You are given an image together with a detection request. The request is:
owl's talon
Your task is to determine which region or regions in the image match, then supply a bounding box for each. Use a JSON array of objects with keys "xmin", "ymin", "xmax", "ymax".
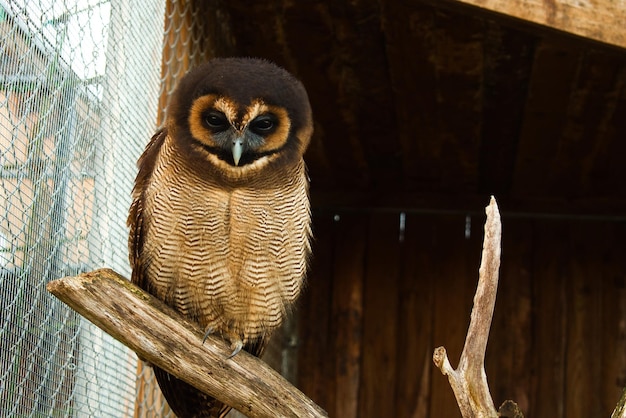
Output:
[
  {"xmin": 202, "ymin": 327, "xmax": 214, "ymax": 344},
  {"xmin": 228, "ymin": 340, "xmax": 243, "ymax": 359}
]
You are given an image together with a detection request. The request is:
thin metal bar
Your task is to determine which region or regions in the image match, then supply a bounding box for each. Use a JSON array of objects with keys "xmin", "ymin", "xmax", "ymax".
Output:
[{"xmin": 312, "ymin": 205, "xmax": 626, "ymax": 222}]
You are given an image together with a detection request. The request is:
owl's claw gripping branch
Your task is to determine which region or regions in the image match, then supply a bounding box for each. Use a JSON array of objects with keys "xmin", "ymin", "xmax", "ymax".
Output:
[
  {"xmin": 202, "ymin": 328, "xmax": 243, "ymax": 359},
  {"xmin": 228, "ymin": 340, "xmax": 244, "ymax": 359},
  {"xmin": 202, "ymin": 327, "xmax": 214, "ymax": 344}
]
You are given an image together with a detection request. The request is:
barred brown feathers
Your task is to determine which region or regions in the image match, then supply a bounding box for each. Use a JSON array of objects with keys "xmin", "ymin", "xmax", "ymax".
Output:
[{"xmin": 128, "ymin": 58, "xmax": 313, "ymax": 418}]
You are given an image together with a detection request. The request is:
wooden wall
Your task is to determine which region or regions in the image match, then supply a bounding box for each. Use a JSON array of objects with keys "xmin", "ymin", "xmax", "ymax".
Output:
[{"xmin": 297, "ymin": 210, "xmax": 626, "ymax": 417}]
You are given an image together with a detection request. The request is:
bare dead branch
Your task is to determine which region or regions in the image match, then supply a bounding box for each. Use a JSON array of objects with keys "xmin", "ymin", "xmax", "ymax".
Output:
[
  {"xmin": 432, "ymin": 196, "xmax": 502, "ymax": 418},
  {"xmin": 46, "ymin": 269, "xmax": 327, "ymax": 418}
]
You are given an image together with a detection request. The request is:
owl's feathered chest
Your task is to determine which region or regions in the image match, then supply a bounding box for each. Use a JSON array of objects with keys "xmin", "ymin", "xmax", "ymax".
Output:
[{"xmin": 139, "ymin": 137, "xmax": 311, "ymax": 340}]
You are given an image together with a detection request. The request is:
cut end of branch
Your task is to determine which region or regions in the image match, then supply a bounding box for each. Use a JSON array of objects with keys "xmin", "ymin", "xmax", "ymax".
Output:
[{"xmin": 433, "ymin": 346, "xmax": 454, "ymax": 376}]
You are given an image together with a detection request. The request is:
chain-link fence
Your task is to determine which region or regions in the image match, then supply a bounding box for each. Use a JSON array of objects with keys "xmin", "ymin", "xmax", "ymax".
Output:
[{"xmin": 0, "ymin": 0, "xmax": 166, "ymax": 416}]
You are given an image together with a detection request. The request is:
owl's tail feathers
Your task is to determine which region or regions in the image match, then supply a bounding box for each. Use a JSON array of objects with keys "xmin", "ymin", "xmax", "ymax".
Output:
[{"xmin": 153, "ymin": 366, "xmax": 231, "ymax": 418}]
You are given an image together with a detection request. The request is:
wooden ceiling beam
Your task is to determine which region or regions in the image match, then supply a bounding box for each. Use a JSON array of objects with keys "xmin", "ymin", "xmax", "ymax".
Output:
[{"xmin": 436, "ymin": 0, "xmax": 626, "ymax": 50}]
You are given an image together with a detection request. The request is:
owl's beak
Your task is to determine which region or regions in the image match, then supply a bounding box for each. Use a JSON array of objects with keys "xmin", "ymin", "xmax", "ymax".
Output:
[{"xmin": 232, "ymin": 137, "xmax": 244, "ymax": 166}]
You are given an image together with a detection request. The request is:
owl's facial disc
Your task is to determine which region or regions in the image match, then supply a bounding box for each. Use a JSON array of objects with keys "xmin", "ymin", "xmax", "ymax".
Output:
[{"xmin": 187, "ymin": 95, "xmax": 292, "ymax": 170}]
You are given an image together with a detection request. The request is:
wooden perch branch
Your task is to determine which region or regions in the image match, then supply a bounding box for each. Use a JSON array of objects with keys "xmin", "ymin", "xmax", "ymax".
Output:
[
  {"xmin": 433, "ymin": 196, "xmax": 509, "ymax": 418},
  {"xmin": 46, "ymin": 269, "xmax": 327, "ymax": 418}
]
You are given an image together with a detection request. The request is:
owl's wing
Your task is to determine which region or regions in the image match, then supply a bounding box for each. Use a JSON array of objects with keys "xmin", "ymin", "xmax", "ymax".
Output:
[{"xmin": 127, "ymin": 128, "xmax": 167, "ymax": 291}]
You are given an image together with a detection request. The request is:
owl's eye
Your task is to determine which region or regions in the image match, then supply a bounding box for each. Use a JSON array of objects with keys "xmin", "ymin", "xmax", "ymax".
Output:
[
  {"xmin": 204, "ymin": 111, "xmax": 229, "ymax": 132},
  {"xmin": 249, "ymin": 115, "xmax": 277, "ymax": 135}
]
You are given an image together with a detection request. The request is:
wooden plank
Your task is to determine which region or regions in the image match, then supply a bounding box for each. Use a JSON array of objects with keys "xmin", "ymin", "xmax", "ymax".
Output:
[
  {"xmin": 358, "ymin": 213, "xmax": 401, "ymax": 417},
  {"xmin": 443, "ymin": 0, "xmax": 626, "ymax": 50},
  {"xmin": 601, "ymin": 222, "xmax": 626, "ymax": 414},
  {"xmin": 394, "ymin": 214, "xmax": 436, "ymax": 418},
  {"xmin": 528, "ymin": 221, "xmax": 568, "ymax": 417},
  {"xmin": 564, "ymin": 222, "xmax": 603, "ymax": 417},
  {"xmin": 567, "ymin": 221, "xmax": 626, "ymax": 416},
  {"xmin": 429, "ymin": 215, "xmax": 481, "ymax": 418},
  {"xmin": 330, "ymin": 213, "xmax": 367, "ymax": 418},
  {"xmin": 485, "ymin": 219, "xmax": 533, "ymax": 415},
  {"xmin": 297, "ymin": 213, "xmax": 336, "ymax": 412}
]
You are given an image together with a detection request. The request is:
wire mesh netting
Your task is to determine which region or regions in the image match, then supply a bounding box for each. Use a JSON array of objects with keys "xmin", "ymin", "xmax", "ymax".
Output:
[
  {"xmin": 0, "ymin": 0, "xmax": 166, "ymax": 415},
  {"xmin": 1, "ymin": 1, "xmax": 297, "ymax": 416}
]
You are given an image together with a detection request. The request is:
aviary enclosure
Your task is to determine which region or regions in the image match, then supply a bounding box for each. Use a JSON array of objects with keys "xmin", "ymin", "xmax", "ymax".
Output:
[{"xmin": 2, "ymin": 0, "xmax": 626, "ymax": 417}]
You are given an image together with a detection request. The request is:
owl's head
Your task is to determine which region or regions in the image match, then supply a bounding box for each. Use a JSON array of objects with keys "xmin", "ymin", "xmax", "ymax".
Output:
[{"xmin": 168, "ymin": 58, "xmax": 312, "ymax": 178}]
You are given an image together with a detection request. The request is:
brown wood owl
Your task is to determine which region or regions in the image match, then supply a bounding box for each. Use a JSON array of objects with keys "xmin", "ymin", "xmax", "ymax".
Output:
[{"xmin": 127, "ymin": 58, "xmax": 313, "ymax": 418}]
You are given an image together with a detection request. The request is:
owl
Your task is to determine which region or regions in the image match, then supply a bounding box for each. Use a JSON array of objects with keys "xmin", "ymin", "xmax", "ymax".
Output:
[{"xmin": 127, "ymin": 58, "xmax": 313, "ymax": 418}]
